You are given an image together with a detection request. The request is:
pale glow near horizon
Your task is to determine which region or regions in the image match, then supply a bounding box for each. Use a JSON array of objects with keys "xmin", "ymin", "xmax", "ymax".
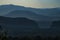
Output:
[{"xmin": 0, "ymin": 0, "xmax": 60, "ymax": 8}]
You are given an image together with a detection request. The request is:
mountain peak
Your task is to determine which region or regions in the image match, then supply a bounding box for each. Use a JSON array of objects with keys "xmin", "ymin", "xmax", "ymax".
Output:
[{"xmin": 0, "ymin": 4, "xmax": 25, "ymax": 8}]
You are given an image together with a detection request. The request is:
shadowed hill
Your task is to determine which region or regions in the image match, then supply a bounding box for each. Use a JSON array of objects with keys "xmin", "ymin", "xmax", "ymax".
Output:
[{"xmin": 0, "ymin": 16, "xmax": 40, "ymax": 36}]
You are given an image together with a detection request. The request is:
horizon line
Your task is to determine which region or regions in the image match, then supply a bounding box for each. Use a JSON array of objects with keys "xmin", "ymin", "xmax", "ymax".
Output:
[{"xmin": 0, "ymin": 4, "xmax": 60, "ymax": 9}]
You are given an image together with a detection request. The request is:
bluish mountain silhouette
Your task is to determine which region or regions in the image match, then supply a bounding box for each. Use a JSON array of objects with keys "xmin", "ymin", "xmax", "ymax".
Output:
[
  {"xmin": 0, "ymin": 4, "xmax": 60, "ymax": 36},
  {"xmin": 37, "ymin": 8, "xmax": 60, "ymax": 18},
  {"xmin": 0, "ymin": 4, "xmax": 60, "ymax": 29},
  {"xmin": 5, "ymin": 10, "xmax": 52, "ymax": 21},
  {"xmin": 0, "ymin": 4, "xmax": 60, "ymax": 21}
]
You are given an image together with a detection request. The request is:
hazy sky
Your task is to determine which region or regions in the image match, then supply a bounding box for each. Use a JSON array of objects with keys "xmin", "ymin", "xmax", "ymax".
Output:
[{"xmin": 0, "ymin": 0, "xmax": 60, "ymax": 8}]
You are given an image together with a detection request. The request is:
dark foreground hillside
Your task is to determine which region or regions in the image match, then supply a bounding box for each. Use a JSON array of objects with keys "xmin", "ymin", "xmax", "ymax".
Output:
[
  {"xmin": 0, "ymin": 30, "xmax": 60, "ymax": 40},
  {"xmin": 0, "ymin": 19, "xmax": 60, "ymax": 40},
  {"xmin": 0, "ymin": 26, "xmax": 60, "ymax": 40}
]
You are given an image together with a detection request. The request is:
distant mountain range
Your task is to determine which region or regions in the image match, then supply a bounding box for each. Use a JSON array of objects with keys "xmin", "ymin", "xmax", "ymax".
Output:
[
  {"xmin": 0, "ymin": 4, "xmax": 60, "ymax": 21},
  {"xmin": 0, "ymin": 4, "xmax": 60, "ymax": 28},
  {"xmin": 0, "ymin": 4, "xmax": 60, "ymax": 36}
]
